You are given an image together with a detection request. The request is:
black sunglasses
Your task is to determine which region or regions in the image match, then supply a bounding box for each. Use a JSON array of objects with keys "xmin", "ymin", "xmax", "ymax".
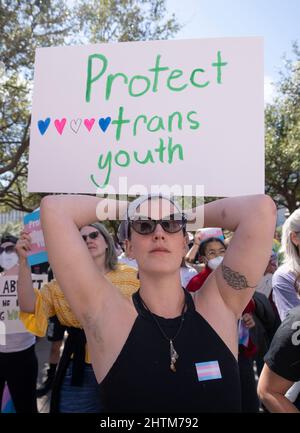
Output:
[
  {"xmin": 81, "ymin": 231, "xmax": 100, "ymax": 242},
  {"xmin": 129, "ymin": 215, "xmax": 186, "ymax": 235},
  {"xmin": 0, "ymin": 245, "xmax": 15, "ymax": 254}
]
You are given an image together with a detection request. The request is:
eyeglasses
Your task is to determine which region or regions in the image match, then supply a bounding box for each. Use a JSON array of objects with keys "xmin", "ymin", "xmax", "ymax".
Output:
[
  {"xmin": 81, "ymin": 231, "xmax": 100, "ymax": 242},
  {"xmin": 206, "ymin": 249, "xmax": 226, "ymax": 259},
  {"xmin": 0, "ymin": 245, "xmax": 15, "ymax": 254},
  {"xmin": 129, "ymin": 215, "xmax": 186, "ymax": 235}
]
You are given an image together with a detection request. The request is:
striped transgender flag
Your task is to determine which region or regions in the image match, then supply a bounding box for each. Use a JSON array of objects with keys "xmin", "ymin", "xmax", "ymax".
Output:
[{"xmin": 195, "ymin": 361, "xmax": 222, "ymax": 382}]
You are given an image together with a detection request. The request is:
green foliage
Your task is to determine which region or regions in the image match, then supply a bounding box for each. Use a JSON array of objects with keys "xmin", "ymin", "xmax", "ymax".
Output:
[
  {"xmin": 265, "ymin": 42, "xmax": 300, "ymax": 212},
  {"xmin": 0, "ymin": 0, "xmax": 75, "ymax": 211},
  {"xmin": 0, "ymin": 0, "xmax": 180, "ymax": 212}
]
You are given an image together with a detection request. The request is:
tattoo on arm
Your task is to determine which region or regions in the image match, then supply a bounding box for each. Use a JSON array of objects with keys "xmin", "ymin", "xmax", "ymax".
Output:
[{"xmin": 221, "ymin": 263, "xmax": 257, "ymax": 290}]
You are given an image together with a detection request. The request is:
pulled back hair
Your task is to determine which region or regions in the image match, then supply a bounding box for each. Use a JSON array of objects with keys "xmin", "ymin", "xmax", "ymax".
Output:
[
  {"xmin": 199, "ymin": 237, "xmax": 226, "ymax": 257},
  {"xmin": 89, "ymin": 222, "xmax": 118, "ymax": 271},
  {"xmin": 281, "ymin": 209, "xmax": 300, "ymax": 293}
]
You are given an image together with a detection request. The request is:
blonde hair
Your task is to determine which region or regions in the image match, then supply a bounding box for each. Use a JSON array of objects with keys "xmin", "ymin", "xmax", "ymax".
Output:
[{"xmin": 281, "ymin": 209, "xmax": 300, "ymax": 277}]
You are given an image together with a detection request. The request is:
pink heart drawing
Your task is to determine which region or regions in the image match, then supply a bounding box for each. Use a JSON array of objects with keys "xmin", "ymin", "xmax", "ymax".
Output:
[
  {"xmin": 84, "ymin": 118, "xmax": 95, "ymax": 132},
  {"xmin": 54, "ymin": 118, "xmax": 67, "ymax": 135},
  {"xmin": 70, "ymin": 118, "xmax": 82, "ymax": 133}
]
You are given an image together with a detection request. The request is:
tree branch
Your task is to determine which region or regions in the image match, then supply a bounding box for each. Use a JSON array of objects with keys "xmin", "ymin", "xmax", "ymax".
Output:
[{"xmin": 0, "ymin": 116, "xmax": 31, "ymax": 175}]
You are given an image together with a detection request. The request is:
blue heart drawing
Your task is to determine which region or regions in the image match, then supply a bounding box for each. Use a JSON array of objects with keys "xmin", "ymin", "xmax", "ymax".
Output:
[
  {"xmin": 38, "ymin": 118, "xmax": 51, "ymax": 135},
  {"xmin": 98, "ymin": 117, "xmax": 111, "ymax": 132}
]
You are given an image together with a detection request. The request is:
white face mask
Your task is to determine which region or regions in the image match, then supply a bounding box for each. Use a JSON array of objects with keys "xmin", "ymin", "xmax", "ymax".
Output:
[
  {"xmin": 0, "ymin": 252, "xmax": 19, "ymax": 270},
  {"xmin": 207, "ymin": 255, "xmax": 223, "ymax": 270}
]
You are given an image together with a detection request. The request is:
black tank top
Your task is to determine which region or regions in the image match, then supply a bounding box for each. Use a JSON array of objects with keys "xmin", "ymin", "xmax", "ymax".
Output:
[{"xmin": 100, "ymin": 289, "xmax": 241, "ymax": 412}]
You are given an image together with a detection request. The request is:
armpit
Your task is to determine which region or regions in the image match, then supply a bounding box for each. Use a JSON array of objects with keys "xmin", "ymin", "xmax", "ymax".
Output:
[{"xmin": 222, "ymin": 263, "xmax": 257, "ymax": 290}]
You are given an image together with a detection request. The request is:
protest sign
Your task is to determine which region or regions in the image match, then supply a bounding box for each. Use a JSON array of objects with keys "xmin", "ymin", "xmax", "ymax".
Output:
[
  {"xmin": 198, "ymin": 227, "xmax": 224, "ymax": 242},
  {"xmin": 28, "ymin": 37, "xmax": 264, "ymax": 198},
  {"xmin": 23, "ymin": 209, "xmax": 48, "ymax": 266},
  {"xmin": 0, "ymin": 274, "xmax": 47, "ymax": 335}
]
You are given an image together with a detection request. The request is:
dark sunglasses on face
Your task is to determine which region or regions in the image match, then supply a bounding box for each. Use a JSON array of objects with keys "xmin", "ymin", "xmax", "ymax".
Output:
[
  {"xmin": 0, "ymin": 245, "xmax": 15, "ymax": 254},
  {"xmin": 81, "ymin": 231, "xmax": 100, "ymax": 242},
  {"xmin": 129, "ymin": 215, "xmax": 187, "ymax": 235}
]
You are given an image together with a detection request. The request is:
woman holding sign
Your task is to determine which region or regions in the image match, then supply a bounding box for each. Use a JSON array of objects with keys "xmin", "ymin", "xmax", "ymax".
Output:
[
  {"xmin": 0, "ymin": 234, "xmax": 38, "ymax": 413},
  {"xmin": 16, "ymin": 224, "xmax": 139, "ymax": 413},
  {"xmin": 40, "ymin": 193, "xmax": 276, "ymax": 412}
]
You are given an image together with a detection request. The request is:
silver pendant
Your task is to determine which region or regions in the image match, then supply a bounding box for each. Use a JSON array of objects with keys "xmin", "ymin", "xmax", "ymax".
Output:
[{"xmin": 170, "ymin": 340, "xmax": 179, "ymax": 372}]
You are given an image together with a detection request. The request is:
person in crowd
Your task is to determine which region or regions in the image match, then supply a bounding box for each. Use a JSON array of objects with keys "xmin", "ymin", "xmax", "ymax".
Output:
[
  {"xmin": 0, "ymin": 234, "xmax": 38, "ymax": 413},
  {"xmin": 253, "ymin": 251, "xmax": 281, "ymax": 377},
  {"xmin": 256, "ymin": 251, "xmax": 278, "ymax": 299},
  {"xmin": 258, "ymin": 305, "xmax": 300, "ymax": 412},
  {"xmin": 30, "ymin": 261, "xmax": 66, "ymax": 399},
  {"xmin": 39, "ymin": 192, "xmax": 275, "ymax": 412},
  {"xmin": 16, "ymin": 223, "xmax": 139, "ymax": 413},
  {"xmin": 272, "ymin": 209, "xmax": 300, "ymax": 321},
  {"xmin": 186, "ymin": 236, "xmax": 226, "ymax": 292},
  {"xmin": 268, "ymin": 208, "xmax": 300, "ymax": 407},
  {"xmin": 36, "ymin": 315, "xmax": 65, "ymax": 398}
]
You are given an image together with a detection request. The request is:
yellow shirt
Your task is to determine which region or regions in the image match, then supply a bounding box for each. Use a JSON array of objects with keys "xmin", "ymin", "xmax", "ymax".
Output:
[{"xmin": 20, "ymin": 264, "xmax": 139, "ymax": 362}]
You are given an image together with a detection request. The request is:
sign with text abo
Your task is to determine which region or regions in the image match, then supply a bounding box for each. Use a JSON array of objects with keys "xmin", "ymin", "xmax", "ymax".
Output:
[
  {"xmin": 0, "ymin": 275, "xmax": 47, "ymax": 334},
  {"xmin": 28, "ymin": 37, "xmax": 264, "ymax": 197}
]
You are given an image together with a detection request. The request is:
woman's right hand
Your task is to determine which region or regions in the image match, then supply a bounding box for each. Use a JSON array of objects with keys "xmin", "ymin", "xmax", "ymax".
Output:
[{"xmin": 15, "ymin": 230, "xmax": 32, "ymax": 262}]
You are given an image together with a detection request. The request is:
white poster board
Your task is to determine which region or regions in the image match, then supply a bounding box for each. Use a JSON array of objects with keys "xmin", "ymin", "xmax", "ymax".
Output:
[
  {"xmin": 28, "ymin": 37, "xmax": 264, "ymax": 197},
  {"xmin": 0, "ymin": 274, "xmax": 48, "ymax": 335}
]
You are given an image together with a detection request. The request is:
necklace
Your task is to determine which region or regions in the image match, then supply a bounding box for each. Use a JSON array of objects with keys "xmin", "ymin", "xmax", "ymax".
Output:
[{"xmin": 139, "ymin": 291, "xmax": 186, "ymax": 373}]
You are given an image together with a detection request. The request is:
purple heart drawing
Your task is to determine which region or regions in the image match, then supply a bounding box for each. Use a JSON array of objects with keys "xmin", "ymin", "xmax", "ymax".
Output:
[
  {"xmin": 98, "ymin": 117, "xmax": 111, "ymax": 132},
  {"xmin": 38, "ymin": 118, "xmax": 51, "ymax": 135}
]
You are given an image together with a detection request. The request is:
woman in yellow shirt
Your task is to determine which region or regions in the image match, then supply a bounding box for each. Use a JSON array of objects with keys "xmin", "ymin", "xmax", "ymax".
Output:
[{"xmin": 16, "ymin": 223, "xmax": 139, "ymax": 413}]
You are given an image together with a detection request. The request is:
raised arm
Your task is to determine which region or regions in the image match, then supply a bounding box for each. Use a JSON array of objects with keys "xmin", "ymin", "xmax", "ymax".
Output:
[
  {"xmin": 16, "ymin": 231, "xmax": 36, "ymax": 313},
  {"xmin": 40, "ymin": 195, "xmax": 128, "ymax": 326},
  {"xmin": 188, "ymin": 195, "xmax": 276, "ymax": 317},
  {"xmin": 185, "ymin": 230, "xmax": 202, "ymax": 263}
]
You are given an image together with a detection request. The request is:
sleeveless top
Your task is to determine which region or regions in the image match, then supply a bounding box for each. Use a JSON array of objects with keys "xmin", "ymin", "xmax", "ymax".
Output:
[{"xmin": 100, "ymin": 289, "xmax": 241, "ymax": 413}]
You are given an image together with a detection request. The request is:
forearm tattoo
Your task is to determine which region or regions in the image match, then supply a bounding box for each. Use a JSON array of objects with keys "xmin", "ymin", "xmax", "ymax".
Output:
[{"xmin": 221, "ymin": 263, "xmax": 257, "ymax": 290}]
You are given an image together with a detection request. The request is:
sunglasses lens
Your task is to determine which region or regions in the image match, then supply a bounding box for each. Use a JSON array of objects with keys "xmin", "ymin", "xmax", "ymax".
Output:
[
  {"xmin": 82, "ymin": 231, "xmax": 99, "ymax": 242},
  {"xmin": 131, "ymin": 220, "xmax": 155, "ymax": 234},
  {"xmin": 89, "ymin": 231, "xmax": 99, "ymax": 240},
  {"xmin": 161, "ymin": 220, "xmax": 183, "ymax": 233}
]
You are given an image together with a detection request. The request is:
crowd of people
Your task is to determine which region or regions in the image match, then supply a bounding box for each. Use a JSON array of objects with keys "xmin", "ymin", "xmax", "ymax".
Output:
[{"xmin": 0, "ymin": 193, "xmax": 299, "ymax": 413}]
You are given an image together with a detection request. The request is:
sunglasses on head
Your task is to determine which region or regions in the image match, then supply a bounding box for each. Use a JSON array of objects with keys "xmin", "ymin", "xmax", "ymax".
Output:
[
  {"xmin": 81, "ymin": 231, "xmax": 100, "ymax": 242},
  {"xmin": 0, "ymin": 245, "xmax": 15, "ymax": 254},
  {"xmin": 129, "ymin": 215, "xmax": 187, "ymax": 235}
]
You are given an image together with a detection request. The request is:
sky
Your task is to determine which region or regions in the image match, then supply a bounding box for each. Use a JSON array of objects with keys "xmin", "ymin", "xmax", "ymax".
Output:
[{"xmin": 166, "ymin": 0, "xmax": 300, "ymax": 103}]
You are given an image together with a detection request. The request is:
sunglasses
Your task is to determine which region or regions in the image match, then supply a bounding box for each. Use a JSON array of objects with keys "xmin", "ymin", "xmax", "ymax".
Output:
[
  {"xmin": 81, "ymin": 231, "xmax": 100, "ymax": 242},
  {"xmin": 129, "ymin": 215, "xmax": 186, "ymax": 235},
  {"xmin": 0, "ymin": 245, "xmax": 15, "ymax": 254}
]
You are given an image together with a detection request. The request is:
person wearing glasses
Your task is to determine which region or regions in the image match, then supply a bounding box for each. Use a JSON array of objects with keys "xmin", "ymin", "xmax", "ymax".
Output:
[
  {"xmin": 16, "ymin": 223, "xmax": 139, "ymax": 413},
  {"xmin": 258, "ymin": 208, "xmax": 300, "ymax": 411},
  {"xmin": 186, "ymin": 236, "xmax": 227, "ymax": 292},
  {"xmin": 0, "ymin": 234, "xmax": 38, "ymax": 413},
  {"xmin": 40, "ymin": 193, "xmax": 276, "ymax": 412}
]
